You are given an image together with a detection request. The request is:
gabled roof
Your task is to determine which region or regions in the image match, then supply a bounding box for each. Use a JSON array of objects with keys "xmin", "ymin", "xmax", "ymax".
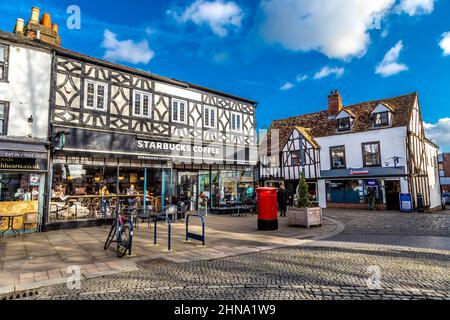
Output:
[
  {"xmin": 261, "ymin": 92, "xmax": 417, "ymax": 154},
  {"xmin": 294, "ymin": 126, "xmax": 319, "ymax": 149}
]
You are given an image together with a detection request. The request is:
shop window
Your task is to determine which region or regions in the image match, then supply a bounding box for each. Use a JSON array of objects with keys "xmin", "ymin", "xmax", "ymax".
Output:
[
  {"xmin": 84, "ymin": 80, "xmax": 108, "ymax": 110},
  {"xmin": 326, "ymin": 180, "xmax": 362, "ymax": 204},
  {"xmin": 0, "ymin": 43, "xmax": 8, "ymax": 81},
  {"xmin": 133, "ymin": 90, "xmax": 152, "ymax": 118},
  {"xmin": 204, "ymin": 106, "xmax": 216, "ymax": 129},
  {"xmin": 0, "ymin": 173, "xmax": 43, "ymax": 234},
  {"xmin": 362, "ymin": 142, "xmax": 381, "ymax": 167},
  {"xmin": 330, "ymin": 145, "xmax": 346, "ymax": 169},
  {"xmin": 337, "ymin": 117, "xmax": 352, "ymax": 132},
  {"xmin": 0, "ymin": 101, "xmax": 9, "ymax": 135},
  {"xmin": 172, "ymin": 99, "xmax": 187, "ymax": 123},
  {"xmin": 373, "ymin": 112, "xmax": 390, "ymax": 127},
  {"xmin": 230, "ymin": 112, "xmax": 242, "ymax": 132}
]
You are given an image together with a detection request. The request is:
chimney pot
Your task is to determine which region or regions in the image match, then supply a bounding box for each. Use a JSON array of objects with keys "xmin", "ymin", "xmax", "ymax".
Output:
[
  {"xmin": 328, "ymin": 90, "xmax": 343, "ymax": 115},
  {"xmin": 14, "ymin": 18, "xmax": 24, "ymax": 34},
  {"xmin": 52, "ymin": 23, "xmax": 59, "ymax": 34},
  {"xmin": 30, "ymin": 6, "xmax": 40, "ymax": 24},
  {"xmin": 40, "ymin": 13, "xmax": 52, "ymax": 28}
]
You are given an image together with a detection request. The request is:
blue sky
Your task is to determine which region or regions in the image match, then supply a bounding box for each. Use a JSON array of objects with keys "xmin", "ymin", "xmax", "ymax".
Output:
[{"xmin": 1, "ymin": 0, "xmax": 450, "ymax": 151}]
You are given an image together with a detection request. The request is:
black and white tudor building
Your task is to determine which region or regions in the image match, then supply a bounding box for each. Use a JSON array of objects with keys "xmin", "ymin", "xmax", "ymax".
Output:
[
  {"xmin": 261, "ymin": 91, "xmax": 441, "ymax": 212},
  {"xmin": 0, "ymin": 7, "xmax": 258, "ymax": 231}
]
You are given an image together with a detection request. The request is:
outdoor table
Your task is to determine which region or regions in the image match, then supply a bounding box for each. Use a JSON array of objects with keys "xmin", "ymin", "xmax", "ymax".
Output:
[{"xmin": 0, "ymin": 213, "xmax": 22, "ymax": 236}]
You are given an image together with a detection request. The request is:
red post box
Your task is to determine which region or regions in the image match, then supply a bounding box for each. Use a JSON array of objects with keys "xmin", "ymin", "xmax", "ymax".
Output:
[{"xmin": 256, "ymin": 187, "xmax": 278, "ymax": 231}]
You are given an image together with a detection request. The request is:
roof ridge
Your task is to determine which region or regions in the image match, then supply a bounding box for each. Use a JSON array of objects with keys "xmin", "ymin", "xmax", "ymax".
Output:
[{"xmin": 272, "ymin": 92, "xmax": 417, "ymax": 125}]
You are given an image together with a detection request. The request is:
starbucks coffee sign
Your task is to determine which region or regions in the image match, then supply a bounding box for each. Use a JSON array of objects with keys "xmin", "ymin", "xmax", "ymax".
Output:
[{"xmin": 137, "ymin": 140, "xmax": 220, "ymax": 156}]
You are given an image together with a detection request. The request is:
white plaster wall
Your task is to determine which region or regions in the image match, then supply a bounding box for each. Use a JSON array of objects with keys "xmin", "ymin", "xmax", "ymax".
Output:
[
  {"xmin": 425, "ymin": 142, "xmax": 442, "ymax": 209},
  {"xmin": 154, "ymin": 82, "xmax": 202, "ymax": 102},
  {"xmin": 0, "ymin": 44, "xmax": 51, "ymax": 139},
  {"xmin": 316, "ymin": 126, "xmax": 408, "ymax": 171}
]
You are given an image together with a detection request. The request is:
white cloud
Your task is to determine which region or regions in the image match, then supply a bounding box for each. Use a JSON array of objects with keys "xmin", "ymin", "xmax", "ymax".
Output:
[
  {"xmin": 313, "ymin": 66, "xmax": 345, "ymax": 80},
  {"xmin": 395, "ymin": 0, "xmax": 435, "ymax": 16},
  {"xmin": 169, "ymin": 0, "xmax": 244, "ymax": 37},
  {"xmin": 375, "ymin": 40, "xmax": 408, "ymax": 77},
  {"xmin": 280, "ymin": 82, "xmax": 295, "ymax": 91},
  {"xmin": 260, "ymin": 0, "xmax": 395, "ymax": 60},
  {"xmin": 296, "ymin": 74, "xmax": 308, "ymax": 82},
  {"xmin": 439, "ymin": 32, "xmax": 450, "ymax": 56},
  {"xmin": 102, "ymin": 29, "xmax": 154, "ymax": 64},
  {"xmin": 424, "ymin": 118, "xmax": 450, "ymax": 149}
]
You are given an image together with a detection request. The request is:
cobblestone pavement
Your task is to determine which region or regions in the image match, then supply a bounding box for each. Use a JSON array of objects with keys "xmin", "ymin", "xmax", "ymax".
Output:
[
  {"xmin": 24, "ymin": 239, "xmax": 450, "ymax": 300},
  {"xmin": 324, "ymin": 209, "xmax": 450, "ymax": 237}
]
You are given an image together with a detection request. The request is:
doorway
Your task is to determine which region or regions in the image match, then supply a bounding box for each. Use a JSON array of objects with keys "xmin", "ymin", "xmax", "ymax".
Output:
[
  {"xmin": 178, "ymin": 172, "xmax": 198, "ymax": 211},
  {"xmin": 385, "ymin": 180, "xmax": 400, "ymax": 210}
]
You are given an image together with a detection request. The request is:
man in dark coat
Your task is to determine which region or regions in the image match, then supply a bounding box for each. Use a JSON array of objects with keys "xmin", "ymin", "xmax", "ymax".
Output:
[{"xmin": 277, "ymin": 185, "xmax": 288, "ymax": 217}]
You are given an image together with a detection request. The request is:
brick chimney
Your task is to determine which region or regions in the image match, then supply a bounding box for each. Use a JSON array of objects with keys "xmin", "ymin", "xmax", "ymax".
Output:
[
  {"xmin": 328, "ymin": 90, "xmax": 342, "ymax": 115},
  {"xmin": 14, "ymin": 6, "xmax": 61, "ymax": 46}
]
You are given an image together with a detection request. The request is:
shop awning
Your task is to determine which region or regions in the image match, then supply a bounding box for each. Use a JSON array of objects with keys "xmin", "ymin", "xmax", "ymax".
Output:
[{"xmin": 0, "ymin": 142, "xmax": 48, "ymax": 159}]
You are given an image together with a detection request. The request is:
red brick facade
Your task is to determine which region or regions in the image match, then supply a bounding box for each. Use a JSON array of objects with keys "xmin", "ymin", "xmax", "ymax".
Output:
[{"xmin": 442, "ymin": 153, "xmax": 450, "ymax": 177}]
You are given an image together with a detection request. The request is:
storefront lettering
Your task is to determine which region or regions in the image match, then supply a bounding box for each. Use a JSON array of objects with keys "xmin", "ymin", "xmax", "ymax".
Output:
[
  {"xmin": 0, "ymin": 157, "xmax": 42, "ymax": 170},
  {"xmin": 349, "ymin": 169, "xmax": 369, "ymax": 175},
  {"xmin": 137, "ymin": 140, "xmax": 220, "ymax": 155}
]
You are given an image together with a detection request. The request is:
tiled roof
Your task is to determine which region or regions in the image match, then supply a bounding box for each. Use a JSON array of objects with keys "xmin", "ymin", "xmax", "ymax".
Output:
[{"xmin": 262, "ymin": 92, "xmax": 417, "ymax": 153}]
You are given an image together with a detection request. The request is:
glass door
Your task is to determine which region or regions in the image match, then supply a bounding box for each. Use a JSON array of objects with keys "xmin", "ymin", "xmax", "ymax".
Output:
[{"xmin": 178, "ymin": 172, "xmax": 198, "ymax": 211}]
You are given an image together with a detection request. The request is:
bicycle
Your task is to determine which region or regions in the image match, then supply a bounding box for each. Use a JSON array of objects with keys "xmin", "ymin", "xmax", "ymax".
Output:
[{"xmin": 104, "ymin": 206, "xmax": 134, "ymax": 258}]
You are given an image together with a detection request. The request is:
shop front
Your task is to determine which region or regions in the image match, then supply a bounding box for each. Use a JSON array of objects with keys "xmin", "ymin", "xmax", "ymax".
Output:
[
  {"xmin": 0, "ymin": 142, "xmax": 49, "ymax": 234},
  {"xmin": 45, "ymin": 127, "xmax": 256, "ymax": 229},
  {"xmin": 320, "ymin": 166, "xmax": 407, "ymax": 210}
]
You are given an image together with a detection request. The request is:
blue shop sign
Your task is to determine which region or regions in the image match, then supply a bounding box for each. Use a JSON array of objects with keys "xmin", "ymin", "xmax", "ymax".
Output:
[
  {"xmin": 365, "ymin": 179, "xmax": 379, "ymax": 187},
  {"xmin": 400, "ymin": 193, "xmax": 413, "ymax": 213}
]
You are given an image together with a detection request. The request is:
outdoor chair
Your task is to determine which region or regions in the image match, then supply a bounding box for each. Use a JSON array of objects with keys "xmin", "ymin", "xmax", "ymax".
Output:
[{"xmin": 22, "ymin": 212, "xmax": 40, "ymax": 236}]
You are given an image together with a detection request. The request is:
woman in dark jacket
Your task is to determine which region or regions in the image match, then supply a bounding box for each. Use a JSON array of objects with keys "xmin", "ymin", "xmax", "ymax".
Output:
[{"xmin": 277, "ymin": 185, "xmax": 288, "ymax": 217}]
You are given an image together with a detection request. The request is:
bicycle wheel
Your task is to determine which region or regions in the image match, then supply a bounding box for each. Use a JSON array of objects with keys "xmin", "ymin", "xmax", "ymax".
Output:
[
  {"xmin": 116, "ymin": 224, "xmax": 131, "ymax": 258},
  {"xmin": 104, "ymin": 222, "xmax": 117, "ymax": 250}
]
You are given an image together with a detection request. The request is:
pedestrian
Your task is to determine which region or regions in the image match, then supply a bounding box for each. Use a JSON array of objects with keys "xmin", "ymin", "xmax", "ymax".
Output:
[
  {"xmin": 367, "ymin": 186, "xmax": 376, "ymax": 211},
  {"xmin": 277, "ymin": 184, "xmax": 288, "ymax": 217}
]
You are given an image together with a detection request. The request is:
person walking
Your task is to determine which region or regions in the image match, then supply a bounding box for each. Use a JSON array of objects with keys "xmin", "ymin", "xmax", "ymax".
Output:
[
  {"xmin": 367, "ymin": 186, "xmax": 376, "ymax": 211},
  {"xmin": 277, "ymin": 184, "xmax": 288, "ymax": 217}
]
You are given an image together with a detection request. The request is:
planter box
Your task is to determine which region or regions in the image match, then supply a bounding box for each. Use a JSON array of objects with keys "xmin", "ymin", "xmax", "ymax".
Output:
[{"xmin": 287, "ymin": 207, "xmax": 322, "ymax": 228}]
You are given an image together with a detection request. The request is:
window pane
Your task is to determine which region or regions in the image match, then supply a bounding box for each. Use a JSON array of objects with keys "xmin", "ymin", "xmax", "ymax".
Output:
[
  {"xmin": 143, "ymin": 95, "xmax": 149, "ymax": 116},
  {"xmin": 0, "ymin": 104, "xmax": 4, "ymax": 118},
  {"xmin": 291, "ymin": 151, "xmax": 300, "ymax": 166},
  {"xmin": 173, "ymin": 102, "xmax": 178, "ymax": 121},
  {"xmin": 211, "ymin": 109, "xmax": 215, "ymax": 127},
  {"xmin": 0, "ymin": 65, "xmax": 4, "ymax": 79},
  {"xmin": 331, "ymin": 146, "xmax": 345, "ymax": 168},
  {"xmin": 338, "ymin": 118, "xmax": 351, "ymax": 131},
  {"xmin": 0, "ymin": 46, "xmax": 4, "ymax": 62},
  {"xmin": 236, "ymin": 114, "xmax": 241, "ymax": 130},
  {"xmin": 134, "ymin": 93, "xmax": 141, "ymax": 115},
  {"xmin": 180, "ymin": 102, "xmax": 185, "ymax": 122},
  {"xmin": 363, "ymin": 143, "xmax": 380, "ymax": 166},
  {"xmin": 97, "ymin": 84, "xmax": 105, "ymax": 109},
  {"xmin": 86, "ymin": 83, "xmax": 95, "ymax": 107},
  {"xmin": 205, "ymin": 108, "xmax": 209, "ymax": 127},
  {"xmin": 0, "ymin": 119, "xmax": 3, "ymax": 135}
]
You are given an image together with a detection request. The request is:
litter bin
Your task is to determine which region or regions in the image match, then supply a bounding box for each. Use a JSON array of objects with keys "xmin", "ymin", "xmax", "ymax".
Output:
[
  {"xmin": 417, "ymin": 193, "xmax": 424, "ymax": 213},
  {"xmin": 256, "ymin": 187, "xmax": 278, "ymax": 231}
]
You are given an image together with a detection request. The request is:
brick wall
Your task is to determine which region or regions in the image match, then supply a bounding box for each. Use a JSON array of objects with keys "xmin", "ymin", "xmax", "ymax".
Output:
[{"xmin": 443, "ymin": 153, "xmax": 450, "ymax": 177}]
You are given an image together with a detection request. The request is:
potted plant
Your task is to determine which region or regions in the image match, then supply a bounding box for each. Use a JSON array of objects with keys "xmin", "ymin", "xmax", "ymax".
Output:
[{"xmin": 287, "ymin": 174, "xmax": 322, "ymax": 228}]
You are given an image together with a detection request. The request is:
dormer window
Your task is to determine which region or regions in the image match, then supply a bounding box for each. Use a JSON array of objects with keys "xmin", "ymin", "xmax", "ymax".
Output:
[
  {"xmin": 371, "ymin": 103, "xmax": 394, "ymax": 128},
  {"xmin": 373, "ymin": 111, "xmax": 390, "ymax": 127},
  {"xmin": 337, "ymin": 117, "xmax": 352, "ymax": 132}
]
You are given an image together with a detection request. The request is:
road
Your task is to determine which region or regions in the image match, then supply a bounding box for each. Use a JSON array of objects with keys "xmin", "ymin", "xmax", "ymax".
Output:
[{"xmin": 25, "ymin": 210, "xmax": 450, "ymax": 300}]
